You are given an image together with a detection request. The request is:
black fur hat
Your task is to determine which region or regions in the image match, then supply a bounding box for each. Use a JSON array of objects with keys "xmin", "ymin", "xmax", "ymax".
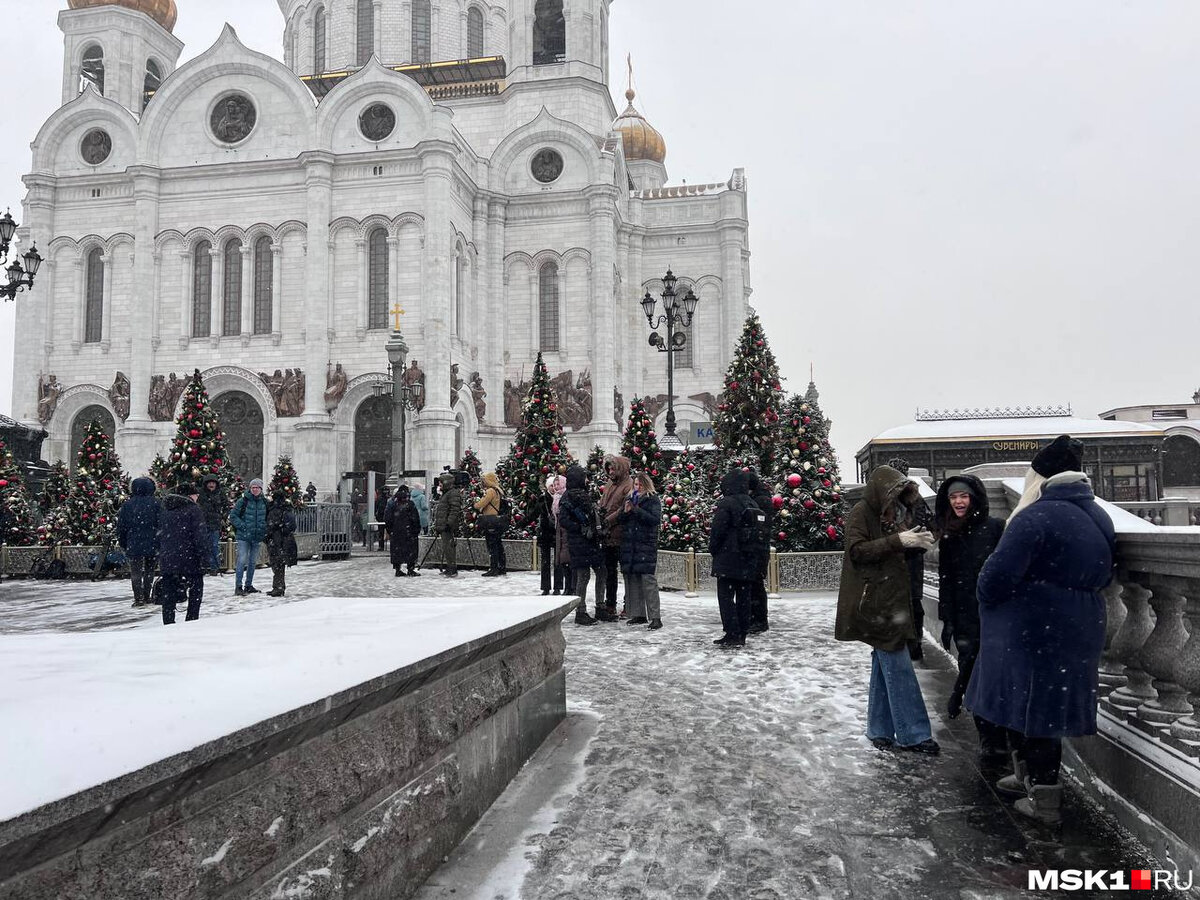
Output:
[{"xmin": 1032, "ymin": 435, "xmax": 1084, "ymax": 478}]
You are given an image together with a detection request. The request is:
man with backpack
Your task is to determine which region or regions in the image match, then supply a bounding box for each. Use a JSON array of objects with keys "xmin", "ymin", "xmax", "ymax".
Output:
[
  {"xmin": 229, "ymin": 478, "xmax": 268, "ymax": 596},
  {"xmin": 708, "ymin": 468, "xmax": 767, "ymax": 648},
  {"xmin": 746, "ymin": 471, "xmax": 775, "ymax": 633},
  {"xmin": 432, "ymin": 471, "xmax": 463, "ymax": 576},
  {"xmin": 475, "ymin": 472, "xmax": 508, "ymax": 576}
]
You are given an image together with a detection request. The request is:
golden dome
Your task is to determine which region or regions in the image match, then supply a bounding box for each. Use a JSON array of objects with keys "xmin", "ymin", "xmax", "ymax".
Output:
[
  {"xmin": 613, "ymin": 88, "xmax": 666, "ymax": 164},
  {"xmin": 67, "ymin": 0, "xmax": 178, "ymax": 32}
]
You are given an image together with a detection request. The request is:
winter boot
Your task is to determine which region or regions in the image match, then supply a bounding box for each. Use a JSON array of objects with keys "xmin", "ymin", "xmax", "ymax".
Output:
[
  {"xmin": 408, "ymin": 565, "xmax": 420, "ymax": 576},
  {"xmin": 1014, "ymin": 783, "xmax": 1063, "ymax": 825},
  {"xmin": 995, "ymin": 752, "xmax": 1028, "ymax": 798},
  {"xmin": 946, "ymin": 688, "xmax": 964, "ymax": 720},
  {"xmin": 575, "ymin": 607, "xmax": 597, "ymax": 626},
  {"xmin": 595, "ymin": 606, "xmax": 619, "ymax": 623},
  {"xmin": 626, "ymin": 616, "xmax": 649, "ymax": 626},
  {"xmin": 647, "ymin": 618, "xmax": 663, "ymax": 630}
]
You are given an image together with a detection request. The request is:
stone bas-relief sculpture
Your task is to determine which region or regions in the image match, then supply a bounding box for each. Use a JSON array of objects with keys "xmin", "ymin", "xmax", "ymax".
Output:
[
  {"xmin": 149, "ymin": 373, "xmax": 187, "ymax": 422},
  {"xmin": 503, "ymin": 378, "xmax": 525, "ymax": 427},
  {"xmin": 80, "ymin": 128, "xmax": 111, "ymax": 165},
  {"xmin": 37, "ymin": 374, "xmax": 63, "ymax": 425},
  {"xmin": 259, "ymin": 368, "xmax": 306, "ymax": 418},
  {"xmin": 210, "ymin": 93, "xmax": 256, "ymax": 144},
  {"xmin": 324, "ymin": 362, "xmax": 348, "ymax": 413},
  {"xmin": 402, "ymin": 360, "xmax": 426, "ymax": 411},
  {"xmin": 614, "ymin": 387, "xmax": 624, "ymax": 424},
  {"xmin": 109, "ymin": 372, "xmax": 130, "ymax": 422},
  {"xmin": 450, "ymin": 364, "xmax": 464, "ymax": 411},
  {"xmin": 469, "ymin": 371, "xmax": 487, "ymax": 423},
  {"xmin": 549, "ymin": 370, "xmax": 593, "ymax": 430}
]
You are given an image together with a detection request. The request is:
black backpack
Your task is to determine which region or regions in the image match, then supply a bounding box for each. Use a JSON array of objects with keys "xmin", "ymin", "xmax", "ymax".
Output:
[
  {"xmin": 737, "ymin": 502, "xmax": 768, "ymax": 555},
  {"xmin": 498, "ymin": 494, "xmax": 513, "ymax": 521}
]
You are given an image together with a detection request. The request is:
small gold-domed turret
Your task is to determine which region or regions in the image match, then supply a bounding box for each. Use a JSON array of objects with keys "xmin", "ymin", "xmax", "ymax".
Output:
[
  {"xmin": 67, "ymin": 0, "xmax": 178, "ymax": 32},
  {"xmin": 613, "ymin": 87, "xmax": 667, "ymax": 164}
]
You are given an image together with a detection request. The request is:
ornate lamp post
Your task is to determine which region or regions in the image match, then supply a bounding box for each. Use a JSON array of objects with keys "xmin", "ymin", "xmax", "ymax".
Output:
[
  {"xmin": 373, "ymin": 307, "xmax": 424, "ymax": 476},
  {"xmin": 641, "ymin": 268, "xmax": 699, "ymax": 450},
  {"xmin": 0, "ymin": 209, "xmax": 42, "ymax": 302}
]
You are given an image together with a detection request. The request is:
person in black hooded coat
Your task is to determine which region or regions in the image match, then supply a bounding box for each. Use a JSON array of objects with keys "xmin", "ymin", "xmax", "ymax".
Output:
[
  {"xmin": 156, "ymin": 483, "xmax": 209, "ymax": 624},
  {"xmin": 558, "ymin": 465, "xmax": 603, "ymax": 625},
  {"xmin": 387, "ymin": 485, "xmax": 422, "ymax": 576},
  {"xmin": 116, "ymin": 476, "xmax": 161, "ymax": 606},
  {"xmin": 934, "ymin": 473, "xmax": 1006, "ymax": 760},
  {"xmin": 708, "ymin": 470, "xmax": 760, "ymax": 647},
  {"xmin": 746, "ymin": 471, "xmax": 775, "ymax": 633}
]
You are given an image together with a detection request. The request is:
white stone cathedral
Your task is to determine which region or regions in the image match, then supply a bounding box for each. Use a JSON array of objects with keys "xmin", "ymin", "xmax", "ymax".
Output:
[{"xmin": 12, "ymin": 0, "xmax": 751, "ymax": 488}]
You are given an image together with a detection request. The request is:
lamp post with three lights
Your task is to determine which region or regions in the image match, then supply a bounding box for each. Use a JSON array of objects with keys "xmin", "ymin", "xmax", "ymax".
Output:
[
  {"xmin": 0, "ymin": 209, "xmax": 42, "ymax": 302},
  {"xmin": 640, "ymin": 268, "xmax": 699, "ymax": 451},
  {"xmin": 373, "ymin": 306, "xmax": 424, "ymax": 477}
]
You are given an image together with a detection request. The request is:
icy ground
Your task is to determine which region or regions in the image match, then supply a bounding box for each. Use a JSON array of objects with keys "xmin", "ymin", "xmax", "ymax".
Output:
[{"xmin": 0, "ymin": 556, "xmax": 1185, "ymax": 898}]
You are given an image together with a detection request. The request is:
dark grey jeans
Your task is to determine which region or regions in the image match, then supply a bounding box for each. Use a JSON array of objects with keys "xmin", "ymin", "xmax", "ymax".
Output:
[{"xmin": 130, "ymin": 555, "xmax": 156, "ymax": 603}]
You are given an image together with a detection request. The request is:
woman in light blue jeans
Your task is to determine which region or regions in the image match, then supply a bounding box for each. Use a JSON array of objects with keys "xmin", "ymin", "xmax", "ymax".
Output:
[{"xmin": 229, "ymin": 478, "xmax": 268, "ymax": 595}]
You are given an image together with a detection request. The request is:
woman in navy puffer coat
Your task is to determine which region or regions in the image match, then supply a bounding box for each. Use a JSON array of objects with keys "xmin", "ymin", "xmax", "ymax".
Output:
[
  {"xmin": 619, "ymin": 471, "xmax": 663, "ymax": 629},
  {"xmin": 116, "ymin": 477, "xmax": 160, "ymax": 606},
  {"xmin": 966, "ymin": 443, "xmax": 1114, "ymax": 823}
]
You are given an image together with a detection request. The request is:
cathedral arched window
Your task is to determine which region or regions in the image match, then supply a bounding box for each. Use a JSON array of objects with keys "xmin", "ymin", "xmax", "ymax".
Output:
[
  {"xmin": 676, "ymin": 289, "xmax": 694, "ymax": 370},
  {"xmin": 80, "ymin": 44, "xmax": 105, "ymax": 96},
  {"xmin": 412, "ymin": 0, "xmax": 432, "ymax": 63},
  {"xmin": 84, "ymin": 247, "xmax": 103, "ymax": 343},
  {"xmin": 467, "ymin": 6, "xmax": 485, "ymax": 58},
  {"xmin": 357, "ymin": 0, "xmax": 375, "ymax": 65},
  {"xmin": 454, "ymin": 252, "xmax": 466, "ymax": 339},
  {"xmin": 192, "ymin": 240, "xmax": 212, "ymax": 337},
  {"xmin": 367, "ymin": 227, "xmax": 389, "ymax": 330},
  {"xmin": 142, "ymin": 59, "xmax": 162, "ymax": 111},
  {"xmin": 222, "ymin": 238, "xmax": 243, "ymax": 337},
  {"xmin": 253, "ymin": 236, "xmax": 273, "ymax": 334},
  {"xmin": 538, "ymin": 261, "xmax": 559, "ymax": 352},
  {"xmin": 313, "ymin": 6, "xmax": 327, "ymax": 73},
  {"xmin": 533, "ymin": 0, "xmax": 565, "ymax": 66}
]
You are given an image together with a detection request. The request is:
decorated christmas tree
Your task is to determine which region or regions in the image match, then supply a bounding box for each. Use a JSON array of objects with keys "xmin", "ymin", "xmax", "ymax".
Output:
[
  {"xmin": 585, "ymin": 444, "xmax": 608, "ymax": 498},
  {"xmin": 497, "ymin": 353, "xmax": 573, "ymax": 538},
  {"xmin": 148, "ymin": 453, "xmax": 171, "ymax": 494},
  {"xmin": 38, "ymin": 460, "xmax": 71, "ymax": 515},
  {"xmin": 712, "ymin": 313, "xmax": 785, "ymax": 477},
  {"xmin": 0, "ymin": 441, "xmax": 38, "ymax": 546},
  {"xmin": 658, "ymin": 448, "xmax": 717, "ymax": 551},
  {"xmin": 771, "ymin": 384, "xmax": 847, "ymax": 550},
  {"xmin": 620, "ymin": 398, "xmax": 665, "ymax": 491},
  {"xmin": 40, "ymin": 420, "xmax": 126, "ymax": 546},
  {"xmin": 163, "ymin": 370, "xmax": 231, "ymax": 489},
  {"xmin": 457, "ymin": 447, "xmax": 487, "ymax": 537},
  {"xmin": 268, "ymin": 455, "xmax": 304, "ymax": 508}
]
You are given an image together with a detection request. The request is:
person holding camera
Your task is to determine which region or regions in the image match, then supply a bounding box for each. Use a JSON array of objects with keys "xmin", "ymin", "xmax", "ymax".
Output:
[
  {"xmin": 835, "ymin": 465, "xmax": 940, "ymax": 755},
  {"xmin": 620, "ymin": 471, "xmax": 663, "ymax": 629},
  {"xmin": 475, "ymin": 472, "xmax": 508, "ymax": 577},
  {"xmin": 432, "ymin": 471, "xmax": 463, "ymax": 577},
  {"xmin": 559, "ymin": 464, "xmax": 605, "ymax": 625}
]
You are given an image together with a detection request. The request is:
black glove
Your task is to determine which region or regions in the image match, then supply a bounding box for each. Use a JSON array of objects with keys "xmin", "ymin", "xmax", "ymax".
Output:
[{"xmin": 940, "ymin": 621, "xmax": 954, "ymax": 652}]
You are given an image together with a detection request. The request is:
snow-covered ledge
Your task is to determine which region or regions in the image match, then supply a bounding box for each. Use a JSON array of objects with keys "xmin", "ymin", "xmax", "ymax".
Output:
[{"xmin": 0, "ymin": 595, "xmax": 576, "ymax": 899}]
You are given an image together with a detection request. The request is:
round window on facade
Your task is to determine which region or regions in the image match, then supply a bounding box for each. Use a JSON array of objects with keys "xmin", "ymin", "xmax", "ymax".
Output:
[
  {"xmin": 80, "ymin": 128, "xmax": 112, "ymax": 165},
  {"xmin": 531, "ymin": 148, "xmax": 564, "ymax": 184},
  {"xmin": 359, "ymin": 103, "xmax": 397, "ymax": 142},
  {"xmin": 209, "ymin": 93, "xmax": 258, "ymax": 145}
]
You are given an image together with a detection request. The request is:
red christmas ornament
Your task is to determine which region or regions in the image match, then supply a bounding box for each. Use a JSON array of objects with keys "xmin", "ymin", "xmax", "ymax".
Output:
[
  {"xmin": 196, "ymin": 403, "xmax": 203, "ymax": 410},
  {"xmin": 827, "ymin": 525, "xmax": 838, "ymax": 540},
  {"xmin": 799, "ymin": 442, "xmax": 809, "ymax": 451},
  {"xmin": 771, "ymin": 494, "xmax": 784, "ymax": 510},
  {"xmin": 664, "ymin": 496, "xmax": 674, "ymax": 507},
  {"xmin": 786, "ymin": 473, "xmax": 802, "ymax": 488},
  {"xmin": 729, "ymin": 381, "xmax": 739, "ymax": 391},
  {"xmin": 686, "ymin": 463, "xmax": 695, "ymax": 471},
  {"xmin": 632, "ymin": 446, "xmax": 642, "ymax": 455},
  {"xmin": 0, "ymin": 479, "xmax": 7, "ymax": 488},
  {"xmin": 818, "ymin": 467, "xmax": 826, "ymax": 475},
  {"xmin": 189, "ymin": 429, "xmax": 201, "ymax": 438},
  {"xmin": 89, "ymin": 453, "xmax": 97, "ymax": 461},
  {"xmin": 778, "ymin": 531, "xmax": 787, "ymax": 541},
  {"xmin": 822, "ymin": 480, "xmax": 831, "ymax": 488},
  {"xmin": 670, "ymin": 515, "xmax": 680, "ymax": 524},
  {"xmin": 803, "ymin": 416, "xmax": 811, "ymax": 425},
  {"xmin": 832, "ymin": 493, "xmax": 841, "ymax": 502},
  {"xmin": 803, "ymin": 498, "xmax": 816, "ymax": 509}
]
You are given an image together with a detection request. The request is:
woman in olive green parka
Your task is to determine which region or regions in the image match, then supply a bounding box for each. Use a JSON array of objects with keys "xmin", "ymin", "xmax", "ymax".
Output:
[{"xmin": 836, "ymin": 466, "xmax": 940, "ymax": 753}]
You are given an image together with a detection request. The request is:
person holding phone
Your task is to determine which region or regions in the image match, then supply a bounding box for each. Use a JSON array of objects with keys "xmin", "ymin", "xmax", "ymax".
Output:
[{"xmin": 619, "ymin": 472, "xmax": 663, "ymax": 629}]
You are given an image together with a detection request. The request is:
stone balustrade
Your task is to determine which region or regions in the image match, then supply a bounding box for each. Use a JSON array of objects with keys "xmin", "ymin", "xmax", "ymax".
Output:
[{"xmin": 1117, "ymin": 499, "xmax": 1200, "ymax": 527}]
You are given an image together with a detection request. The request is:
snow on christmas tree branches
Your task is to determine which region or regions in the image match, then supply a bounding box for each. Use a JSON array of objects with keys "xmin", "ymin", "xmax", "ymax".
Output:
[
  {"xmin": 712, "ymin": 313, "xmax": 785, "ymax": 477},
  {"xmin": 0, "ymin": 441, "xmax": 38, "ymax": 546}
]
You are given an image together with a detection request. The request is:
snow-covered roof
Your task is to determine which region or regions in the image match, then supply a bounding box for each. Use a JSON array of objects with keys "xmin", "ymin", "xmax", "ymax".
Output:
[
  {"xmin": 867, "ymin": 416, "xmax": 1163, "ymax": 445},
  {"xmin": 1000, "ymin": 478, "xmax": 1158, "ymax": 533}
]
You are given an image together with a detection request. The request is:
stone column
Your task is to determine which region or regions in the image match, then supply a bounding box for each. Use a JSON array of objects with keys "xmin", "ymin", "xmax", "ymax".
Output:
[
  {"xmin": 177, "ymin": 248, "xmax": 192, "ymax": 348},
  {"xmin": 614, "ymin": 226, "xmax": 630, "ymax": 409},
  {"xmin": 294, "ymin": 153, "xmax": 336, "ymax": 489},
  {"xmin": 119, "ymin": 168, "xmax": 163, "ymax": 474},
  {"xmin": 373, "ymin": 0, "xmax": 383, "ymax": 57},
  {"xmin": 414, "ymin": 147, "xmax": 458, "ymax": 474},
  {"xmin": 100, "ymin": 252, "xmax": 113, "ymax": 352},
  {"xmin": 718, "ymin": 223, "xmax": 745, "ymax": 373},
  {"xmin": 629, "ymin": 229, "xmax": 646, "ymax": 399},
  {"xmin": 240, "ymin": 243, "xmax": 254, "ymax": 344},
  {"xmin": 210, "ymin": 245, "xmax": 224, "ymax": 346},
  {"xmin": 487, "ymin": 198, "xmax": 507, "ymax": 426},
  {"xmin": 270, "ymin": 242, "xmax": 283, "ymax": 344},
  {"xmin": 15, "ymin": 180, "xmax": 54, "ymax": 426},
  {"xmin": 584, "ymin": 186, "xmax": 619, "ymax": 442},
  {"xmin": 71, "ymin": 258, "xmax": 83, "ymax": 351},
  {"xmin": 1107, "ymin": 580, "xmax": 1159, "ymax": 714}
]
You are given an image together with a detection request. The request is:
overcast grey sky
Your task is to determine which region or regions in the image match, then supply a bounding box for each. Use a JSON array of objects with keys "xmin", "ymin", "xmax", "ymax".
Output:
[{"xmin": 2, "ymin": 1, "xmax": 1197, "ymax": 470}]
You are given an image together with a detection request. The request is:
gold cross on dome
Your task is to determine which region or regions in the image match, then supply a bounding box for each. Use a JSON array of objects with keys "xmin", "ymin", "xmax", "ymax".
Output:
[{"xmin": 390, "ymin": 303, "xmax": 406, "ymax": 331}]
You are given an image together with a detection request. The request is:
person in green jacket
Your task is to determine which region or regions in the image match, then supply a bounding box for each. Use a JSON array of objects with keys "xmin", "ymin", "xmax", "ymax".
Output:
[
  {"xmin": 229, "ymin": 478, "xmax": 268, "ymax": 595},
  {"xmin": 431, "ymin": 472, "xmax": 463, "ymax": 576}
]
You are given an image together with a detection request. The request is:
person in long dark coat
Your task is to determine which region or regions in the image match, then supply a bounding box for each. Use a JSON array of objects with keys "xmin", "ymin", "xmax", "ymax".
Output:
[
  {"xmin": 619, "ymin": 471, "xmax": 664, "ymax": 629},
  {"xmin": 835, "ymin": 466, "xmax": 939, "ymax": 754},
  {"xmin": 264, "ymin": 494, "xmax": 297, "ymax": 597},
  {"xmin": 551, "ymin": 475, "xmax": 573, "ymax": 596},
  {"xmin": 933, "ymin": 473, "xmax": 1006, "ymax": 761},
  {"xmin": 746, "ymin": 471, "xmax": 775, "ymax": 633},
  {"xmin": 373, "ymin": 488, "xmax": 388, "ymax": 551},
  {"xmin": 196, "ymin": 473, "xmax": 227, "ymax": 574},
  {"xmin": 966, "ymin": 436, "xmax": 1114, "ymax": 823},
  {"xmin": 536, "ymin": 476, "xmax": 559, "ymax": 595},
  {"xmin": 558, "ymin": 465, "xmax": 603, "ymax": 625},
  {"xmin": 156, "ymin": 482, "xmax": 209, "ymax": 624},
  {"xmin": 708, "ymin": 470, "xmax": 760, "ymax": 648},
  {"xmin": 116, "ymin": 476, "xmax": 160, "ymax": 607},
  {"xmin": 387, "ymin": 485, "xmax": 422, "ymax": 577}
]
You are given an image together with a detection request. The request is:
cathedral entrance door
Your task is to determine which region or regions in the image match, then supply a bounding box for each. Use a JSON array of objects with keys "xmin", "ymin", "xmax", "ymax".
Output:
[
  {"xmin": 70, "ymin": 405, "xmax": 116, "ymax": 471},
  {"xmin": 212, "ymin": 391, "xmax": 264, "ymax": 481},
  {"xmin": 354, "ymin": 395, "xmax": 392, "ymax": 477}
]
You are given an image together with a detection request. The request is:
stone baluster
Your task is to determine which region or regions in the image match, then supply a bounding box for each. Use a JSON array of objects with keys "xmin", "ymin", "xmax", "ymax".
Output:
[
  {"xmin": 1105, "ymin": 578, "xmax": 1158, "ymax": 715},
  {"xmin": 1098, "ymin": 580, "xmax": 1129, "ymax": 696},
  {"xmin": 1135, "ymin": 576, "xmax": 1193, "ymax": 727},
  {"xmin": 1168, "ymin": 579, "xmax": 1200, "ymax": 753}
]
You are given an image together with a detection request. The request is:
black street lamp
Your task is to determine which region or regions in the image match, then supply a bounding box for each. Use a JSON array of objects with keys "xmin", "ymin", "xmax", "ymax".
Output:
[
  {"xmin": 641, "ymin": 267, "xmax": 699, "ymax": 450},
  {"xmin": 0, "ymin": 209, "xmax": 42, "ymax": 302},
  {"xmin": 373, "ymin": 327, "xmax": 424, "ymax": 476}
]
